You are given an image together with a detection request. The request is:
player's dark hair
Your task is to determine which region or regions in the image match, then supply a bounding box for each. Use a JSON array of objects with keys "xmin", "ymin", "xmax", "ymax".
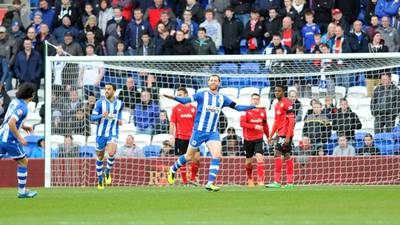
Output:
[
  {"xmin": 339, "ymin": 97, "xmax": 348, "ymax": 103},
  {"xmin": 177, "ymin": 87, "xmax": 188, "ymax": 95},
  {"xmin": 275, "ymin": 84, "xmax": 285, "ymax": 91},
  {"xmin": 105, "ymin": 83, "xmax": 116, "ymax": 91},
  {"xmin": 16, "ymin": 82, "xmax": 37, "ymax": 100},
  {"xmin": 209, "ymin": 74, "xmax": 221, "ymax": 82},
  {"xmin": 251, "ymin": 93, "xmax": 260, "ymax": 98}
]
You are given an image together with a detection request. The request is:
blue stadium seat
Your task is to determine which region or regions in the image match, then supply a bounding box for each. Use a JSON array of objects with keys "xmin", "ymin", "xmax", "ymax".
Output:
[
  {"xmin": 239, "ymin": 63, "xmax": 269, "ymax": 88},
  {"xmin": 218, "ymin": 63, "xmax": 238, "ymax": 74},
  {"xmin": 325, "ymin": 133, "xmax": 339, "ymax": 155},
  {"xmin": 218, "ymin": 47, "xmax": 225, "ymax": 55},
  {"xmin": 249, "ymin": 78, "xmax": 270, "ymax": 89},
  {"xmin": 240, "ymin": 39, "xmax": 247, "ymax": 47},
  {"xmin": 374, "ymin": 133, "xmax": 394, "ymax": 144},
  {"xmin": 374, "ymin": 133, "xmax": 396, "ymax": 155},
  {"xmin": 392, "ymin": 125, "xmax": 400, "ymax": 142},
  {"xmin": 25, "ymin": 135, "xmax": 44, "ymax": 144},
  {"xmin": 143, "ymin": 145, "xmax": 161, "ymax": 157},
  {"xmin": 240, "ymin": 63, "xmax": 260, "ymax": 74},
  {"xmin": 376, "ymin": 143, "xmax": 397, "ymax": 155},
  {"xmin": 330, "ymin": 132, "xmax": 338, "ymax": 143},
  {"xmin": 325, "ymin": 142, "xmax": 335, "ymax": 155},
  {"xmin": 24, "ymin": 135, "xmax": 44, "ymax": 157},
  {"xmin": 355, "ymin": 131, "xmax": 368, "ymax": 149},
  {"xmin": 79, "ymin": 146, "xmax": 96, "ymax": 158},
  {"xmin": 223, "ymin": 77, "xmax": 250, "ymax": 89}
]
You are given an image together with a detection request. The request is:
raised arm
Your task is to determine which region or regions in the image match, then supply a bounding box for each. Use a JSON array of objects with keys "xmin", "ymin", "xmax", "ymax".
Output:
[
  {"xmin": 234, "ymin": 104, "xmax": 257, "ymax": 111},
  {"xmin": 163, "ymin": 93, "xmax": 197, "ymax": 105},
  {"xmin": 223, "ymin": 95, "xmax": 256, "ymax": 112},
  {"xmin": 173, "ymin": 96, "xmax": 193, "ymax": 104}
]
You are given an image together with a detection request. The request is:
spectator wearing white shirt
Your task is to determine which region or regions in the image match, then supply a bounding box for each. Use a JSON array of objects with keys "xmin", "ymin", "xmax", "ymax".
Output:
[
  {"xmin": 117, "ymin": 135, "xmax": 145, "ymax": 157},
  {"xmin": 78, "ymin": 44, "xmax": 104, "ymax": 98},
  {"xmin": 333, "ymin": 134, "xmax": 356, "ymax": 156},
  {"xmin": 200, "ymin": 9, "xmax": 222, "ymax": 49}
]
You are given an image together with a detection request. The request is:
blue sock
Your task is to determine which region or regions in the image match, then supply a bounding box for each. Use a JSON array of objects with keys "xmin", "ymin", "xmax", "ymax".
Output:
[
  {"xmin": 171, "ymin": 155, "xmax": 187, "ymax": 173},
  {"xmin": 207, "ymin": 158, "xmax": 220, "ymax": 184},
  {"xmin": 96, "ymin": 158, "xmax": 103, "ymax": 181},
  {"xmin": 17, "ymin": 166, "xmax": 27, "ymax": 194},
  {"xmin": 105, "ymin": 156, "xmax": 115, "ymax": 175}
]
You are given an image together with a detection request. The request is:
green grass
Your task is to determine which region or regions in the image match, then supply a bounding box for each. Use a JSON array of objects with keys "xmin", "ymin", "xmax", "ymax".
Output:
[{"xmin": 1, "ymin": 186, "xmax": 399, "ymax": 225}]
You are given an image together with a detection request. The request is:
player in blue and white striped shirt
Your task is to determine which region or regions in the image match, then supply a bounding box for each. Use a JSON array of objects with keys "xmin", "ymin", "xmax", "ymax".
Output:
[
  {"xmin": 0, "ymin": 82, "xmax": 37, "ymax": 198},
  {"xmin": 164, "ymin": 75, "xmax": 261, "ymax": 191},
  {"xmin": 90, "ymin": 83, "xmax": 124, "ymax": 189}
]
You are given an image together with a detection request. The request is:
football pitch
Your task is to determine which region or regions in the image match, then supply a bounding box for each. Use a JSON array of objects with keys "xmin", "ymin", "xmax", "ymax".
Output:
[{"xmin": 1, "ymin": 186, "xmax": 399, "ymax": 225}]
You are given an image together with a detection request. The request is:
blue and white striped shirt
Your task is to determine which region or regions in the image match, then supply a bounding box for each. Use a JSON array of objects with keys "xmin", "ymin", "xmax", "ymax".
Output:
[
  {"xmin": 91, "ymin": 97, "xmax": 124, "ymax": 137},
  {"xmin": 190, "ymin": 91, "xmax": 233, "ymax": 132},
  {"xmin": 0, "ymin": 99, "xmax": 28, "ymax": 144}
]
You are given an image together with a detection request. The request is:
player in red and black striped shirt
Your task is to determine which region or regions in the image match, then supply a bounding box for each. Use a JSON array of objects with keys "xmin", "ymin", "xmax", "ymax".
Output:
[
  {"xmin": 169, "ymin": 87, "xmax": 200, "ymax": 185},
  {"xmin": 266, "ymin": 84, "xmax": 296, "ymax": 188},
  {"xmin": 240, "ymin": 93, "xmax": 269, "ymax": 186}
]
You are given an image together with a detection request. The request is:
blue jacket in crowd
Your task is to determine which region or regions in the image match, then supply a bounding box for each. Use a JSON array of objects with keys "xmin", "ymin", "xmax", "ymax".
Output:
[
  {"xmin": 254, "ymin": 0, "xmax": 281, "ymax": 16},
  {"xmin": 133, "ymin": 101, "xmax": 160, "ymax": 129},
  {"xmin": 125, "ymin": 20, "xmax": 153, "ymax": 50},
  {"xmin": 301, "ymin": 23, "xmax": 321, "ymax": 51},
  {"xmin": 53, "ymin": 25, "xmax": 80, "ymax": 43},
  {"xmin": 375, "ymin": 0, "xmax": 400, "ymax": 18},
  {"xmin": 30, "ymin": 8, "xmax": 55, "ymax": 29},
  {"xmin": 14, "ymin": 50, "xmax": 42, "ymax": 82}
]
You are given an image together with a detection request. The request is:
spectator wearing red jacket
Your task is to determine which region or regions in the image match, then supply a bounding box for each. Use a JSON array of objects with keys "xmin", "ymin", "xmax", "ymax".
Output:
[
  {"xmin": 240, "ymin": 93, "xmax": 269, "ymax": 187},
  {"xmin": 144, "ymin": 0, "xmax": 176, "ymax": 29}
]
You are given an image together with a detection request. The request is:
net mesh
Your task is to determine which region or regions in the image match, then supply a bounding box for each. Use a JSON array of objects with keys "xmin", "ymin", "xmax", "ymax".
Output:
[{"xmin": 40, "ymin": 54, "xmax": 400, "ymax": 187}]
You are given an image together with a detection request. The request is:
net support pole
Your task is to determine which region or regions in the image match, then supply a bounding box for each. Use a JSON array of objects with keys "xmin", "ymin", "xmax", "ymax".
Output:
[{"xmin": 44, "ymin": 40, "xmax": 52, "ymax": 188}]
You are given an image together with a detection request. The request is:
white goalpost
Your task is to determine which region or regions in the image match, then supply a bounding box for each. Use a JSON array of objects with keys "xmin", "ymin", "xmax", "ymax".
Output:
[{"xmin": 43, "ymin": 53, "xmax": 400, "ymax": 187}]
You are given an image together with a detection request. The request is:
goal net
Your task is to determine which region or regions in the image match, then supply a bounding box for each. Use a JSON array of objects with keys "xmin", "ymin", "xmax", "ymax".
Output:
[{"xmin": 42, "ymin": 53, "xmax": 400, "ymax": 187}]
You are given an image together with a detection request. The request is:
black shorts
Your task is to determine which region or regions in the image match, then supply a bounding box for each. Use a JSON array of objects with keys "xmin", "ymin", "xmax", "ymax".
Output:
[
  {"xmin": 244, "ymin": 139, "xmax": 264, "ymax": 158},
  {"xmin": 175, "ymin": 139, "xmax": 190, "ymax": 155},
  {"xmin": 275, "ymin": 136, "xmax": 293, "ymax": 154}
]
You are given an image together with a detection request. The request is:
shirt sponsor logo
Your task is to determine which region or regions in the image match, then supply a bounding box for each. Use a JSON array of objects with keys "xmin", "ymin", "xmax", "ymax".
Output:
[
  {"xmin": 250, "ymin": 119, "xmax": 262, "ymax": 123},
  {"xmin": 180, "ymin": 114, "xmax": 193, "ymax": 118},
  {"xmin": 206, "ymin": 105, "xmax": 221, "ymax": 112}
]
